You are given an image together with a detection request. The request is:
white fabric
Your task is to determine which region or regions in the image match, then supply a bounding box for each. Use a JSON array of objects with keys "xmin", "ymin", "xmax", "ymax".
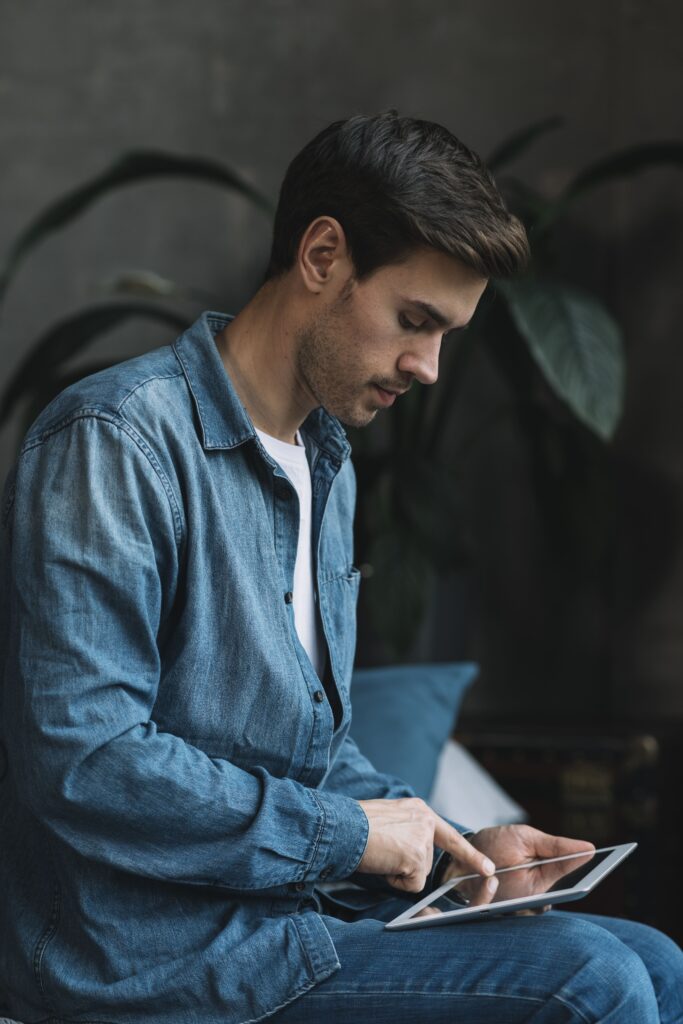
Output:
[
  {"xmin": 429, "ymin": 739, "xmax": 527, "ymax": 832},
  {"xmin": 255, "ymin": 428, "xmax": 324, "ymax": 679}
]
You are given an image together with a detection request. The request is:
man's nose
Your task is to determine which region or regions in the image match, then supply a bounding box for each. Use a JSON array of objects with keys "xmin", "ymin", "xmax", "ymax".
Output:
[{"xmin": 397, "ymin": 334, "xmax": 442, "ymax": 386}]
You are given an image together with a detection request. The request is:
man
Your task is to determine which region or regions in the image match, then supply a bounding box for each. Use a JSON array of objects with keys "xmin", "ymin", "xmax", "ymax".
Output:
[{"xmin": 1, "ymin": 111, "xmax": 681, "ymax": 1023}]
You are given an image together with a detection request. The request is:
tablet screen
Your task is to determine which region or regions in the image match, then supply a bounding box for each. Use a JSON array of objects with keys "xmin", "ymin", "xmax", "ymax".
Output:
[{"xmin": 429, "ymin": 848, "xmax": 608, "ymax": 913}]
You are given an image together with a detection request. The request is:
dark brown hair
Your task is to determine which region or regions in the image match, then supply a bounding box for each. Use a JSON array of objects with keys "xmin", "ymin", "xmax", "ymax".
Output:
[{"xmin": 264, "ymin": 110, "xmax": 530, "ymax": 283}]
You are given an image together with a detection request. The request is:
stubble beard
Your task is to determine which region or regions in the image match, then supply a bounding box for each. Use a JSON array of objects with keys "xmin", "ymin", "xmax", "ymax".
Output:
[{"xmin": 294, "ymin": 314, "xmax": 376, "ymax": 429}]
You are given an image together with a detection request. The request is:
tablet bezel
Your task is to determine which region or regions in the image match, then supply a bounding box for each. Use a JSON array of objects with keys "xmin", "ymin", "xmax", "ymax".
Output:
[{"xmin": 384, "ymin": 842, "xmax": 638, "ymax": 931}]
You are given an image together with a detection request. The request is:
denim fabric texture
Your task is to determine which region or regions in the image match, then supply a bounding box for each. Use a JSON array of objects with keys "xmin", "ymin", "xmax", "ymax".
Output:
[
  {"xmin": 272, "ymin": 901, "xmax": 683, "ymax": 1023},
  {"xmin": 0, "ymin": 312, "xmax": 455, "ymax": 1024}
]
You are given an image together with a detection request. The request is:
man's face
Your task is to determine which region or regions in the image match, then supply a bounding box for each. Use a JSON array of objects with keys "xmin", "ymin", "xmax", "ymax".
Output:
[{"xmin": 293, "ymin": 247, "xmax": 488, "ymax": 428}]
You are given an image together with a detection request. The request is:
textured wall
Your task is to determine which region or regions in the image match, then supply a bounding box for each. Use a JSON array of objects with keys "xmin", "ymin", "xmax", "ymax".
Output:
[{"xmin": 1, "ymin": 0, "xmax": 681, "ymax": 718}]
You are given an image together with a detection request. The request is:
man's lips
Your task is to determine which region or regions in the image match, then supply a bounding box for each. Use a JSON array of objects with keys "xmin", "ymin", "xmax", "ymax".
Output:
[{"xmin": 373, "ymin": 384, "xmax": 408, "ymax": 407}]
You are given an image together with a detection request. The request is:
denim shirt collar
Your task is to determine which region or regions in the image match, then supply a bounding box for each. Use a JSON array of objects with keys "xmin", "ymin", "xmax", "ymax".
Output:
[{"xmin": 173, "ymin": 310, "xmax": 351, "ymax": 463}]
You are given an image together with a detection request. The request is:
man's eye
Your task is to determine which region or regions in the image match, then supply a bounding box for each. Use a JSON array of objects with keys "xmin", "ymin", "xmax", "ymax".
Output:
[{"xmin": 399, "ymin": 313, "xmax": 423, "ymax": 331}]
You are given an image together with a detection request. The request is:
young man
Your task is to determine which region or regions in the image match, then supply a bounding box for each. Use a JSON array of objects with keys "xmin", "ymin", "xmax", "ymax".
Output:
[{"xmin": 1, "ymin": 112, "xmax": 681, "ymax": 1024}]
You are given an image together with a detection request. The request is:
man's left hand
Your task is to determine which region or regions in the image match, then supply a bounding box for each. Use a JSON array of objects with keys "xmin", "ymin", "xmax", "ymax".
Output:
[
  {"xmin": 440, "ymin": 824, "xmax": 595, "ymax": 916},
  {"xmin": 467, "ymin": 824, "xmax": 595, "ymax": 871}
]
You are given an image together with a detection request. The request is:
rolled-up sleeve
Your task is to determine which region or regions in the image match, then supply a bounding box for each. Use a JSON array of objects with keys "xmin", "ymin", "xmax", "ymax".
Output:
[{"xmin": 3, "ymin": 413, "xmax": 367, "ymax": 891}]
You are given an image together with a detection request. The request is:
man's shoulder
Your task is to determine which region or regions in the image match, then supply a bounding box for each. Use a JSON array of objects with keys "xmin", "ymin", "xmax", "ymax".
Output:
[{"xmin": 22, "ymin": 343, "xmax": 188, "ymax": 447}]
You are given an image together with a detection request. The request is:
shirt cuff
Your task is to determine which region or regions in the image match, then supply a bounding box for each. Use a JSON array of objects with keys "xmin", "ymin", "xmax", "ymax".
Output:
[{"xmin": 305, "ymin": 789, "xmax": 369, "ymax": 882}]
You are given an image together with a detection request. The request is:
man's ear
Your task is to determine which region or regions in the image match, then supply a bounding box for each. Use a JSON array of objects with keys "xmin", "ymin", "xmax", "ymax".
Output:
[{"xmin": 297, "ymin": 216, "xmax": 352, "ymax": 295}]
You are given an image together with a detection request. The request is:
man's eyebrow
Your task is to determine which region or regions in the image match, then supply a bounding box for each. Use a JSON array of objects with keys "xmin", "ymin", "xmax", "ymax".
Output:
[{"xmin": 403, "ymin": 298, "xmax": 468, "ymax": 332}]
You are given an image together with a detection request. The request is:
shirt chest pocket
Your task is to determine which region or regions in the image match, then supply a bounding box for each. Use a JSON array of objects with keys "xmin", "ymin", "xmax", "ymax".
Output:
[{"xmin": 317, "ymin": 565, "xmax": 361, "ymax": 702}]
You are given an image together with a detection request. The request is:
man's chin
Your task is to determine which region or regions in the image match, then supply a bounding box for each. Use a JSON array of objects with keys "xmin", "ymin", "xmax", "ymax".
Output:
[{"xmin": 336, "ymin": 408, "xmax": 378, "ymax": 429}]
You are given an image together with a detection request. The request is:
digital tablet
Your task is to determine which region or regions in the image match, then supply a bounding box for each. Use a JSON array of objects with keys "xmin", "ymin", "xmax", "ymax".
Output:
[{"xmin": 384, "ymin": 843, "xmax": 637, "ymax": 930}]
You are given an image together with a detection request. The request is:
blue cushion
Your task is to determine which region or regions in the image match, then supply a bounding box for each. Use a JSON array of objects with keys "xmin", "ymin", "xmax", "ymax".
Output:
[{"xmin": 348, "ymin": 662, "xmax": 478, "ymax": 800}]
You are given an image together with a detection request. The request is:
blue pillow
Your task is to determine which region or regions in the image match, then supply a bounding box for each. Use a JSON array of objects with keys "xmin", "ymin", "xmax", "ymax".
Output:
[{"xmin": 348, "ymin": 662, "xmax": 478, "ymax": 800}]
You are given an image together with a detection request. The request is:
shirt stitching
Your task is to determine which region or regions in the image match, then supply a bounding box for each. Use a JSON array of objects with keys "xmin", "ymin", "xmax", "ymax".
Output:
[
  {"xmin": 20, "ymin": 409, "xmax": 184, "ymax": 547},
  {"xmin": 114, "ymin": 368, "xmax": 184, "ymax": 415}
]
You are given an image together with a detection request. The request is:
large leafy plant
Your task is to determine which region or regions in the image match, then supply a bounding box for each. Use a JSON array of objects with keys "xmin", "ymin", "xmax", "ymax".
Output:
[
  {"xmin": 349, "ymin": 119, "xmax": 682, "ymax": 657},
  {"xmin": 0, "ymin": 121, "xmax": 680, "ymax": 657},
  {"xmin": 0, "ymin": 152, "xmax": 274, "ymax": 432}
]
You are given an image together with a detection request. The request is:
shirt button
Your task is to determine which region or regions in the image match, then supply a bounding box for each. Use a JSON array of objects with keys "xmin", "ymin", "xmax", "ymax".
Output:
[
  {"xmin": 292, "ymin": 881, "xmax": 305, "ymax": 891},
  {"xmin": 313, "ymin": 690, "xmax": 325, "ymax": 703},
  {"xmin": 320, "ymin": 867, "xmax": 332, "ymax": 879},
  {"xmin": 284, "ymin": 591, "xmax": 294, "ymax": 604}
]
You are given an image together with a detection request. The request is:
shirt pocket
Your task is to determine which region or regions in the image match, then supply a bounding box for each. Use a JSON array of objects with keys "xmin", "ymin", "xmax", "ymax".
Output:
[{"xmin": 318, "ymin": 565, "xmax": 361, "ymax": 700}]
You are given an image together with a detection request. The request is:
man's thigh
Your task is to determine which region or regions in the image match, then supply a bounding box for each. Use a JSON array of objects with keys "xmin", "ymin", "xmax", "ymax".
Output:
[{"xmin": 271, "ymin": 898, "xmax": 680, "ymax": 1024}]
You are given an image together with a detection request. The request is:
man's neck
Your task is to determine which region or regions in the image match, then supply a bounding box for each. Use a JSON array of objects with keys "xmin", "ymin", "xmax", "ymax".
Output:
[{"xmin": 214, "ymin": 283, "xmax": 314, "ymax": 445}]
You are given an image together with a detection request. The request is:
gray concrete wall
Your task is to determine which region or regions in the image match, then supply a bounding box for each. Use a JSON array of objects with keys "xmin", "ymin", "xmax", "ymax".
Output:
[{"xmin": 1, "ymin": 0, "xmax": 682, "ymax": 720}]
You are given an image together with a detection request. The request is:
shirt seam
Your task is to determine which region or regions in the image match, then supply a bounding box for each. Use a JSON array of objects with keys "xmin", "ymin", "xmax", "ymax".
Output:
[
  {"xmin": 114, "ymin": 368, "xmax": 185, "ymax": 415},
  {"xmin": 305, "ymin": 788, "xmax": 328, "ymax": 878},
  {"xmin": 20, "ymin": 408, "xmax": 184, "ymax": 547}
]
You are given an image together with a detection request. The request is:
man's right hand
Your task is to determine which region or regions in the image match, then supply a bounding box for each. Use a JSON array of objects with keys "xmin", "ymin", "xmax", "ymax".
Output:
[{"xmin": 355, "ymin": 797, "xmax": 496, "ymax": 894}]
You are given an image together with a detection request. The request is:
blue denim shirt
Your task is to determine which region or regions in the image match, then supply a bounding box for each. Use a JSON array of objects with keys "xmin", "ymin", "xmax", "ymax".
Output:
[{"xmin": 0, "ymin": 311, "xmax": 458, "ymax": 1024}]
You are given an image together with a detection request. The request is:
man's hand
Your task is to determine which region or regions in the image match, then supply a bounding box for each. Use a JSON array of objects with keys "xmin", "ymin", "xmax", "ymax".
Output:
[
  {"xmin": 440, "ymin": 824, "xmax": 595, "ymax": 915},
  {"xmin": 467, "ymin": 824, "xmax": 595, "ymax": 873},
  {"xmin": 411, "ymin": 873, "xmax": 501, "ymax": 919},
  {"xmin": 355, "ymin": 797, "xmax": 496, "ymax": 894}
]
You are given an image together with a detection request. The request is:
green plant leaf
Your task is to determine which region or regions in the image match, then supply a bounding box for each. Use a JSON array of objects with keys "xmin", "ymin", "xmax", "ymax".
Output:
[
  {"xmin": 487, "ymin": 116, "xmax": 565, "ymax": 172},
  {"xmin": 0, "ymin": 150, "xmax": 275, "ymax": 308},
  {"xmin": 534, "ymin": 141, "xmax": 683, "ymax": 233},
  {"xmin": 497, "ymin": 277, "xmax": 625, "ymax": 440},
  {"xmin": 100, "ymin": 268, "xmax": 216, "ymax": 305},
  {"xmin": 0, "ymin": 302, "xmax": 189, "ymax": 426}
]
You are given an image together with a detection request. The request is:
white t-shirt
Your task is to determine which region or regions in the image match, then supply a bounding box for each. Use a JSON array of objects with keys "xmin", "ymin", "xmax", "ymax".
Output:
[{"xmin": 255, "ymin": 427, "xmax": 325, "ymax": 679}]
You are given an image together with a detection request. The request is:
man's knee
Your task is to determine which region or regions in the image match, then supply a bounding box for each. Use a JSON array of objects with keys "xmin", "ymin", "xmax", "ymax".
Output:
[
  {"xmin": 599, "ymin": 917, "xmax": 683, "ymax": 1019},
  {"xmin": 545, "ymin": 915, "xmax": 659, "ymax": 1021}
]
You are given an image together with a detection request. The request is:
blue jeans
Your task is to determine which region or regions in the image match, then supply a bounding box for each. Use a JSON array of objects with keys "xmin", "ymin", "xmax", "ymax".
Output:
[{"xmin": 272, "ymin": 896, "xmax": 683, "ymax": 1023}]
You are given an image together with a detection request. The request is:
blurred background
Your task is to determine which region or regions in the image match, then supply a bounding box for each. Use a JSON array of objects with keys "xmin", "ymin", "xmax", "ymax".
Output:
[{"xmin": 1, "ymin": 1, "xmax": 682, "ymax": 938}]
